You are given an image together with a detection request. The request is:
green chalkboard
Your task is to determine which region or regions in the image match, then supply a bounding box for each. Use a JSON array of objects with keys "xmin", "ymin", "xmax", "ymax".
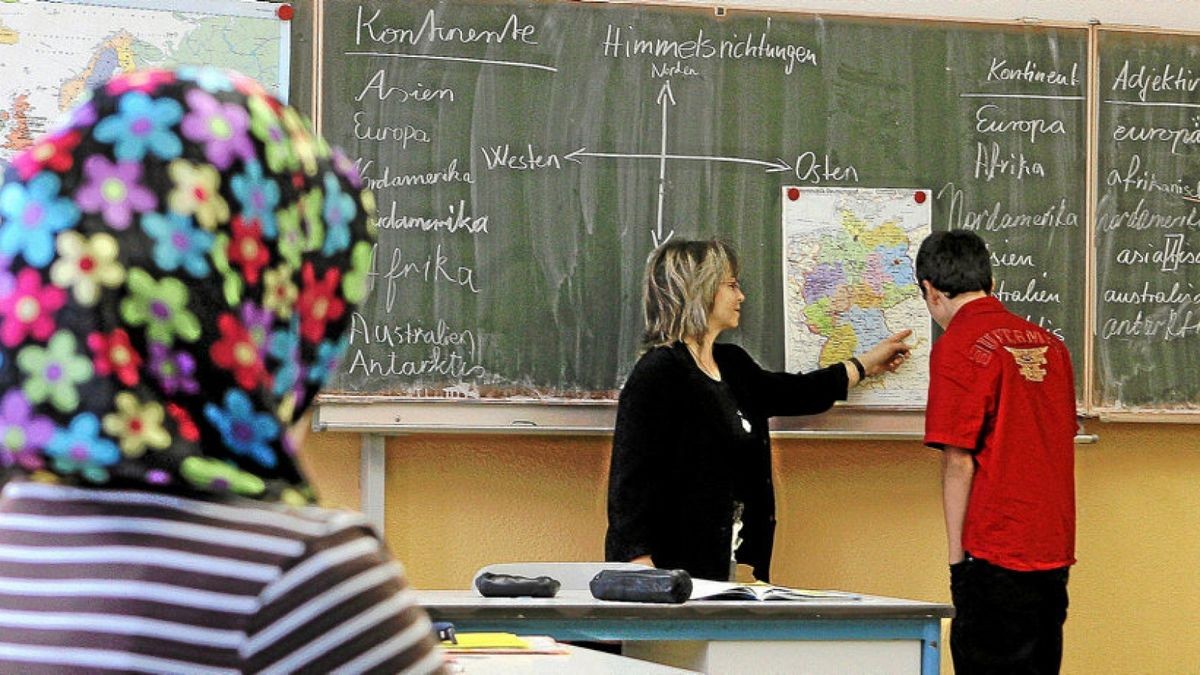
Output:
[
  {"xmin": 1095, "ymin": 29, "xmax": 1200, "ymax": 412},
  {"xmin": 292, "ymin": 0, "xmax": 1088, "ymax": 401}
]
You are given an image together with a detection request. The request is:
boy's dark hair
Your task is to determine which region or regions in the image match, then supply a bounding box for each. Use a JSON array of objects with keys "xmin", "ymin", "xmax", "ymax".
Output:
[{"xmin": 915, "ymin": 230, "xmax": 993, "ymax": 298}]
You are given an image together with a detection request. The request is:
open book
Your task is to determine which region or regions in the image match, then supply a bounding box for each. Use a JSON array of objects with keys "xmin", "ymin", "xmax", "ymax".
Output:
[{"xmin": 689, "ymin": 578, "xmax": 861, "ymax": 602}]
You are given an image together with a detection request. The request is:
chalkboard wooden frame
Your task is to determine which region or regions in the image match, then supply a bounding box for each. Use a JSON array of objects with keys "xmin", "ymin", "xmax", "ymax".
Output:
[{"xmin": 291, "ymin": 0, "xmax": 1155, "ymax": 432}]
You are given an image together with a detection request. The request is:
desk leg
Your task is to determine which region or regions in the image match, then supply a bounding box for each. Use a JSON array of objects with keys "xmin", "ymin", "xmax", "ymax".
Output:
[
  {"xmin": 360, "ymin": 434, "xmax": 386, "ymax": 534},
  {"xmin": 922, "ymin": 618, "xmax": 943, "ymax": 675}
]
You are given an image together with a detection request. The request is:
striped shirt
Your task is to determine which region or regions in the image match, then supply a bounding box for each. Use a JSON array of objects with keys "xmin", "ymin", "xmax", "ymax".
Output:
[{"xmin": 0, "ymin": 481, "xmax": 444, "ymax": 674}]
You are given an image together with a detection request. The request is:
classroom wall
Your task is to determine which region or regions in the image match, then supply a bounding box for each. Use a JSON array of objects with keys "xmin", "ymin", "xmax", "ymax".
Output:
[
  {"xmin": 301, "ymin": 2, "xmax": 1200, "ymax": 673},
  {"xmin": 304, "ymin": 422, "xmax": 1199, "ymax": 675}
]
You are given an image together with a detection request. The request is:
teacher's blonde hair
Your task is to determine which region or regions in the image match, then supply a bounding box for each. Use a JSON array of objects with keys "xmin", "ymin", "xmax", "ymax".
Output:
[{"xmin": 641, "ymin": 239, "xmax": 739, "ymax": 351}]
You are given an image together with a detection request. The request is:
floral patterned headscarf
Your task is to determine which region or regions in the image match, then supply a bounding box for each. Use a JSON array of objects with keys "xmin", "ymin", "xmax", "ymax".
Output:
[{"xmin": 0, "ymin": 68, "xmax": 375, "ymax": 504}]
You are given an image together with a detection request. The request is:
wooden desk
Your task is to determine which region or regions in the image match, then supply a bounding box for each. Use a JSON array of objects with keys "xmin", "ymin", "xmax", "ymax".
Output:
[{"xmin": 417, "ymin": 590, "xmax": 953, "ymax": 675}]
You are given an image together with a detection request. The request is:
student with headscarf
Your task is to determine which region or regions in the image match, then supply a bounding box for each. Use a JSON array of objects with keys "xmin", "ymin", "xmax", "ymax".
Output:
[{"xmin": 0, "ymin": 68, "xmax": 444, "ymax": 673}]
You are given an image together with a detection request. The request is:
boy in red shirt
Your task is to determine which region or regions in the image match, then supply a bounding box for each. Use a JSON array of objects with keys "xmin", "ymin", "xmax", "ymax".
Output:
[{"xmin": 917, "ymin": 230, "xmax": 1076, "ymax": 674}]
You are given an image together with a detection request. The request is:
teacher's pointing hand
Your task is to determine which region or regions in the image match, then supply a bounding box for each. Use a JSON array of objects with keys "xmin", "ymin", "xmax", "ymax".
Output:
[{"xmin": 858, "ymin": 329, "xmax": 914, "ymax": 377}]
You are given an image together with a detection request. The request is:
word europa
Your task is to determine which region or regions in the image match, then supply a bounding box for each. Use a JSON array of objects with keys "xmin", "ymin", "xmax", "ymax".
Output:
[
  {"xmin": 356, "ymin": 7, "xmax": 537, "ymax": 46},
  {"xmin": 974, "ymin": 104, "xmax": 1066, "ymax": 144},
  {"xmin": 601, "ymin": 21, "xmax": 817, "ymax": 75},
  {"xmin": 1111, "ymin": 60, "xmax": 1200, "ymax": 102},
  {"xmin": 986, "ymin": 58, "xmax": 1080, "ymax": 87},
  {"xmin": 353, "ymin": 112, "xmax": 428, "ymax": 148}
]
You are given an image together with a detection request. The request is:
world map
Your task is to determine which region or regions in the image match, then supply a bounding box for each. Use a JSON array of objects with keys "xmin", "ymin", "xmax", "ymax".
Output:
[
  {"xmin": 0, "ymin": 0, "xmax": 287, "ymax": 167},
  {"xmin": 782, "ymin": 187, "xmax": 932, "ymax": 407}
]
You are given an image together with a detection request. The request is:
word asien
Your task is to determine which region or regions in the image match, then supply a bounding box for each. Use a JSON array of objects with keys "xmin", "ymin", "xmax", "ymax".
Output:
[{"xmin": 356, "ymin": 71, "xmax": 454, "ymax": 103}]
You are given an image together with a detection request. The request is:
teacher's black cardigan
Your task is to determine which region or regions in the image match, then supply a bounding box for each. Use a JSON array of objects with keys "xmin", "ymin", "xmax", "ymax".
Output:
[{"xmin": 605, "ymin": 341, "xmax": 849, "ymax": 582}]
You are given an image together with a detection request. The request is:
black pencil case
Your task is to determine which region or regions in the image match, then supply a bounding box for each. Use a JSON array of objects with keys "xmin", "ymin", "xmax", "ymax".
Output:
[
  {"xmin": 589, "ymin": 568, "xmax": 692, "ymax": 604},
  {"xmin": 474, "ymin": 572, "xmax": 561, "ymax": 598}
]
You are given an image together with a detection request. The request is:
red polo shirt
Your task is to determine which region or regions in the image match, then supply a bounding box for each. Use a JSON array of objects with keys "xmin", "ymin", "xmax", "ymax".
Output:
[{"xmin": 925, "ymin": 296, "xmax": 1076, "ymax": 571}]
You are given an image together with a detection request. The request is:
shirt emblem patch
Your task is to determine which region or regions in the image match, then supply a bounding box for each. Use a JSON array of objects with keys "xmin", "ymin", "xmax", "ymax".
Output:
[{"xmin": 1004, "ymin": 346, "xmax": 1049, "ymax": 382}]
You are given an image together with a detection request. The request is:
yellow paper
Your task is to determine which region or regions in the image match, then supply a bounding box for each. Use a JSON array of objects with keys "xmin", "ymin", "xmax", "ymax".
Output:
[{"xmin": 445, "ymin": 633, "xmax": 530, "ymax": 649}]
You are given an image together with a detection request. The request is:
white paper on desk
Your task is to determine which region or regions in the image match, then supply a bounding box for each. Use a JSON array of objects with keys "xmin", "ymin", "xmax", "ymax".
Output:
[{"xmin": 688, "ymin": 578, "xmax": 862, "ymax": 602}]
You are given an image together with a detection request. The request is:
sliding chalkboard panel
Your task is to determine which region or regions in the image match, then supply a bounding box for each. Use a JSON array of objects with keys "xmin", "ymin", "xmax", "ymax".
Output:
[
  {"xmin": 295, "ymin": 0, "xmax": 1087, "ymax": 403},
  {"xmin": 1094, "ymin": 29, "xmax": 1200, "ymax": 412}
]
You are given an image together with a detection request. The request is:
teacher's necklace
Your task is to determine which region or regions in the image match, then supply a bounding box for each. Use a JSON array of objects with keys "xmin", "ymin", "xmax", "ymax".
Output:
[{"xmin": 686, "ymin": 341, "xmax": 721, "ymax": 380}]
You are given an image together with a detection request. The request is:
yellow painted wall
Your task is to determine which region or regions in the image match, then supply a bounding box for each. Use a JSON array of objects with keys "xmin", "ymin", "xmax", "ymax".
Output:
[{"xmin": 303, "ymin": 422, "xmax": 1200, "ymax": 674}]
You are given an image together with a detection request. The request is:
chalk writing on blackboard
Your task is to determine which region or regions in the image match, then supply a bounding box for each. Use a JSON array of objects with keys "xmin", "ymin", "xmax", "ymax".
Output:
[
  {"xmin": 1094, "ymin": 30, "xmax": 1200, "ymax": 410},
  {"xmin": 297, "ymin": 1, "xmax": 1087, "ymax": 405}
]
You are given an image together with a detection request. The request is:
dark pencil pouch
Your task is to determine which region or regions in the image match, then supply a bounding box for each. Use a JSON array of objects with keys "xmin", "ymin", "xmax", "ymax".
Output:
[
  {"xmin": 589, "ymin": 568, "xmax": 692, "ymax": 604},
  {"xmin": 474, "ymin": 572, "xmax": 561, "ymax": 598}
]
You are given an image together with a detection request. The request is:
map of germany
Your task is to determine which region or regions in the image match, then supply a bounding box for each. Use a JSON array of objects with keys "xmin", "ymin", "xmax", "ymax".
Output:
[{"xmin": 782, "ymin": 187, "xmax": 932, "ymax": 407}]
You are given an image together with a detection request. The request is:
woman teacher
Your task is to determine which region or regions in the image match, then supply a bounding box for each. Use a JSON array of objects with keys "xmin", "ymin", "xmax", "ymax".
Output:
[{"xmin": 605, "ymin": 239, "xmax": 912, "ymax": 582}]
